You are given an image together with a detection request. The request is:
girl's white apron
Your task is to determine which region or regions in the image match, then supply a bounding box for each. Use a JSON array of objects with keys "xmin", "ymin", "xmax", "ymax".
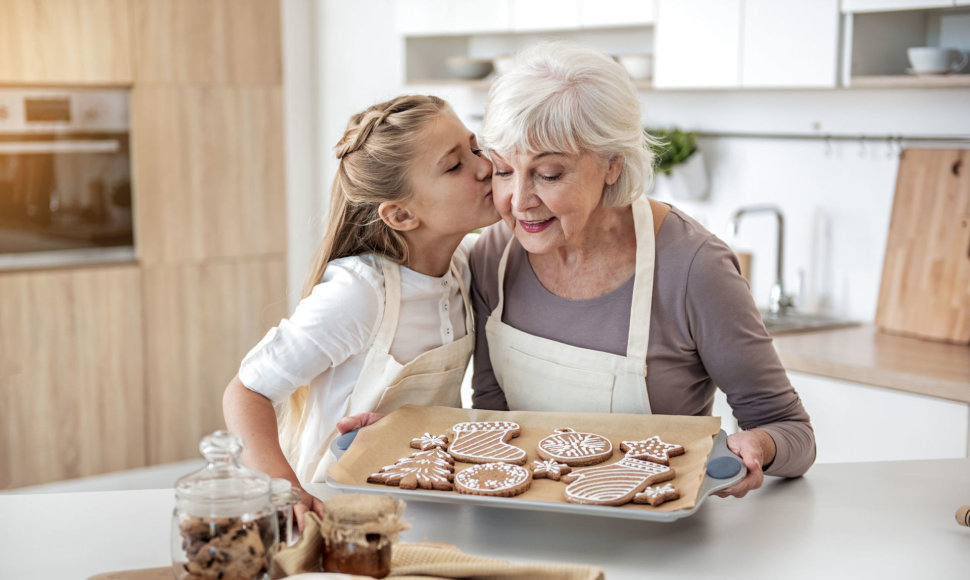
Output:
[
  {"xmin": 310, "ymin": 256, "xmax": 473, "ymax": 489},
  {"xmin": 484, "ymin": 195, "xmax": 656, "ymax": 414}
]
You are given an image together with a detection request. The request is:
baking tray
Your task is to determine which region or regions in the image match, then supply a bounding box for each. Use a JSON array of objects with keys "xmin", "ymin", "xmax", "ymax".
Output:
[{"xmin": 325, "ymin": 424, "xmax": 745, "ymax": 523}]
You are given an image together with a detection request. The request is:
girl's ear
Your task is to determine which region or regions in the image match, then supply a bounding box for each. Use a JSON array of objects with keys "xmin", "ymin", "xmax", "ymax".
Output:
[
  {"xmin": 605, "ymin": 154, "xmax": 624, "ymax": 186},
  {"xmin": 378, "ymin": 201, "xmax": 420, "ymax": 232}
]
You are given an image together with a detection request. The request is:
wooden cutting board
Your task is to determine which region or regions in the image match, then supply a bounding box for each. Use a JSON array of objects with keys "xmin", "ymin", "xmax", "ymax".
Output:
[{"xmin": 875, "ymin": 148, "xmax": 970, "ymax": 344}]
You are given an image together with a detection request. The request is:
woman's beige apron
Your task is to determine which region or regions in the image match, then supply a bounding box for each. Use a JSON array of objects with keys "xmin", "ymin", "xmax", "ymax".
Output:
[
  {"xmin": 311, "ymin": 256, "xmax": 473, "ymax": 485},
  {"xmin": 484, "ymin": 195, "xmax": 655, "ymax": 414}
]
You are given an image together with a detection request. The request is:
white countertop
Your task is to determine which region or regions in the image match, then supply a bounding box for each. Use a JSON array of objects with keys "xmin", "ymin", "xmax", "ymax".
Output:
[{"xmin": 1, "ymin": 458, "xmax": 968, "ymax": 580}]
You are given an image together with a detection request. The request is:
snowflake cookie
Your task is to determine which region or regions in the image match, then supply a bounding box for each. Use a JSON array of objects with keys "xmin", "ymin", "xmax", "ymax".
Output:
[
  {"xmin": 410, "ymin": 432, "xmax": 449, "ymax": 451},
  {"xmin": 531, "ymin": 459, "xmax": 572, "ymax": 481},
  {"xmin": 633, "ymin": 483, "xmax": 681, "ymax": 507}
]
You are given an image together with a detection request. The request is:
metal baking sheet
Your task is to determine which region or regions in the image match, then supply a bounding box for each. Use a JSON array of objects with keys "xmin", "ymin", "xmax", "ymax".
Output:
[{"xmin": 326, "ymin": 428, "xmax": 745, "ymax": 522}]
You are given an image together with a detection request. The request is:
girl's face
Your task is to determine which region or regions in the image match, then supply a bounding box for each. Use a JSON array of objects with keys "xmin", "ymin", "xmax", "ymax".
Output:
[
  {"xmin": 406, "ymin": 111, "xmax": 499, "ymax": 236},
  {"xmin": 489, "ymin": 149, "xmax": 621, "ymax": 255}
]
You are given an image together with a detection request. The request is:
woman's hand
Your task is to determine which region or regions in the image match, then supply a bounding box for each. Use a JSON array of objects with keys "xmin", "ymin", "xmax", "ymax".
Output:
[
  {"xmin": 292, "ymin": 487, "xmax": 325, "ymax": 532},
  {"xmin": 715, "ymin": 429, "xmax": 777, "ymax": 499},
  {"xmin": 335, "ymin": 412, "xmax": 386, "ymax": 434}
]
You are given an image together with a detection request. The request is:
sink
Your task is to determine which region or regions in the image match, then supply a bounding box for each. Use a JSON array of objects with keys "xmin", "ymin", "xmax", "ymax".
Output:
[{"xmin": 761, "ymin": 311, "xmax": 859, "ymax": 335}]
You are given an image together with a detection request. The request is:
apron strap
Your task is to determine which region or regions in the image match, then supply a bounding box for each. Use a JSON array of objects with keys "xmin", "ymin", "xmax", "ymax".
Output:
[
  {"xmin": 493, "ymin": 236, "xmax": 516, "ymax": 319},
  {"xmin": 452, "ymin": 261, "xmax": 475, "ymax": 334},
  {"xmin": 371, "ymin": 255, "xmax": 403, "ymax": 354},
  {"xmin": 627, "ymin": 196, "xmax": 655, "ymax": 363}
]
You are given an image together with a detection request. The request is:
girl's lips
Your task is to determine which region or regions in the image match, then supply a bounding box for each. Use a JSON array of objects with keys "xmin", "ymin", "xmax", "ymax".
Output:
[{"xmin": 519, "ymin": 217, "xmax": 556, "ymax": 233}]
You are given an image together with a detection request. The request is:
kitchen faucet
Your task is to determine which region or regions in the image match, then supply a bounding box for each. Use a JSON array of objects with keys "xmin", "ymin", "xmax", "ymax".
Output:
[{"xmin": 728, "ymin": 205, "xmax": 794, "ymax": 316}]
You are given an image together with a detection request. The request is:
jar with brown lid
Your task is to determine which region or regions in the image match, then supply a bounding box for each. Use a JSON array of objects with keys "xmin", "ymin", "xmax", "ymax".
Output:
[{"xmin": 320, "ymin": 494, "xmax": 408, "ymax": 578}]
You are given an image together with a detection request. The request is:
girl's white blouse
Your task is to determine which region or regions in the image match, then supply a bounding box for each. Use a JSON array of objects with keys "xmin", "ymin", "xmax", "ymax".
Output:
[{"xmin": 238, "ymin": 237, "xmax": 473, "ymax": 487}]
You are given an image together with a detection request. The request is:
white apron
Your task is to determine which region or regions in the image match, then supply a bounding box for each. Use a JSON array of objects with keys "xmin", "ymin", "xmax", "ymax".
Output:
[
  {"xmin": 310, "ymin": 255, "xmax": 474, "ymax": 486},
  {"xmin": 484, "ymin": 195, "xmax": 656, "ymax": 414}
]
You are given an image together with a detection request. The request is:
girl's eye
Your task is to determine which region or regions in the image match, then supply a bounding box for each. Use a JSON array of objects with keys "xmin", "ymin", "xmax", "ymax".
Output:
[
  {"xmin": 447, "ymin": 161, "xmax": 461, "ymax": 172},
  {"xmin": 472, "ymin": 148, "xmax": 484, "ymax": 156}
]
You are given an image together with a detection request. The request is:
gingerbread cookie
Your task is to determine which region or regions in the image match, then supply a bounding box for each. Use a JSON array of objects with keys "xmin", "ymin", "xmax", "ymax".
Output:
[
  {"xmin": 448, "ymin": 421, "xmax": 527, "ymax": 465},
  {"xmin": 410, "ymin": 432, "xmax": 449, "ymax": 451},
  {"xmin": 560, "ymin": 456, "xmax": 675, "ymax": 506},
  {"xmin": 620, "ymin": 435, "xmax": 685, "ymax": 465},
  {"xmin": 633, "ymin": 483, "xmax": 681, "ymax": 507},
  {"xmin": 531, "ymin": 459, "xmax": 571, "ymax": 481},
  {"xmin": 367, "ymin": 448, "xmax": 455, "ymax": 491},
  {"xmin": 454, "ymin": 462, "xmax": 532, "ymax": 497},
  {"xmin": 536, "ymin": 427, "xmax": 613, "ymax": 466}
]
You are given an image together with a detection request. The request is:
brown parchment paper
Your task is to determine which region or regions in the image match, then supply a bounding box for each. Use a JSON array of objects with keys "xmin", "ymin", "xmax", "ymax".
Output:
[{"xmin": 327, "ymin": 405, "xmax": 721, "ymax": 513}]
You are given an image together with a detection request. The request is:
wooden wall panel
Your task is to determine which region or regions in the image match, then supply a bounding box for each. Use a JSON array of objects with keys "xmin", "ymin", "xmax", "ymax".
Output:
[
  {"xmin": 0, "ymin": 266, "xmax": 144, "ymax": 489},
  {"xmin": 131, "ymin": 0, "xmax": 282, "ymax": 85},
  {"xmin": 0, "ymin": 0, "xmax": 132, "ymax": 84},
  {"xmin": 143, "ymin": 256, "xmax": 287, "ymax": 464},
  {"xmin": 132, "ymin": 86, "xmax": 286, "ymax": 264}
]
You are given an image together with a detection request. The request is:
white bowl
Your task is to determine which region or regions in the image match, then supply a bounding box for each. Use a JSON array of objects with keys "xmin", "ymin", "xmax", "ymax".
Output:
[
  {"xmin": 907, "ymin": 47, "xmax": 968, "ymax": 74},
  {"xmin": 616, "ymin": 53, "xmax": 653, "ymax": 80},
  {"xmin": 445, "ymin": 56, "xmax": 494, "ymax": 80}
]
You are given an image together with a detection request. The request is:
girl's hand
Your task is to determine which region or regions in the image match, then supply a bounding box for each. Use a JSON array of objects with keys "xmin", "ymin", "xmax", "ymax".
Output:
[
  {"xmin": 336, "ymin": 412, "xmax": 386, "ymax": 434},
  {"xmin": 292, "ymin": 488, "xmax": 325, "ymax": 532},
  {"xmin": 715, "ymin": 429, "xmax": 777, "ymax": 499}
]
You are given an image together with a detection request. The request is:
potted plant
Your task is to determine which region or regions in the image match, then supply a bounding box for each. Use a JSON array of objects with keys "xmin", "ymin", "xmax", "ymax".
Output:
[{"xmin": 646, "ymin": 127, "xmax": 709, "ymax": 201}]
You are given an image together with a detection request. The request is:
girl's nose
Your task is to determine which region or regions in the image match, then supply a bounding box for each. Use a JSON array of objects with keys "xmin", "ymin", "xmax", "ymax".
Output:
[{"xmin": 475, "ymin": 154, "xmax": 492, "ymax": 181}]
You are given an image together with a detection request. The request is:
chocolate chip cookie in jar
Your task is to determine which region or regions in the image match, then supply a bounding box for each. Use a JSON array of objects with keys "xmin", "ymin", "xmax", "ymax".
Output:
[
  {"xmin": 171, "ymin": 431, "xmax": 278, "ymax": 580},
  {"xmin": 319, "ymin": 494, "xmax": 409, "ymax": 578}
]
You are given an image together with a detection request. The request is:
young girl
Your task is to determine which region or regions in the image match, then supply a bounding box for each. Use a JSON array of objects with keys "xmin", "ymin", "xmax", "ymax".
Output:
[{"xmin": 223, "ymin": 95, "xmax": 498, "ymax": 523}]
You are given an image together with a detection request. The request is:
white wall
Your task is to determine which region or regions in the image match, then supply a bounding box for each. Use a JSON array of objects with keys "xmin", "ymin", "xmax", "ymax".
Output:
[{"xmin": 285, "ymin": 1, "xmax": 970, "ymax": 321}]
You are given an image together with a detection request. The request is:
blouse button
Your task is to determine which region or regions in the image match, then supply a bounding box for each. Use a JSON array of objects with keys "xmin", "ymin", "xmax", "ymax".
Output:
[{"xmin": 441, "ymin": 280, "xmax": 449, "ymax": 287}]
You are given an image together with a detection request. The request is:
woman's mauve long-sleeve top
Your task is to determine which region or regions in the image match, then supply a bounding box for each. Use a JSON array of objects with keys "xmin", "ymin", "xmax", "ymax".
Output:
[{"xmin": 469, "ymin": 204, "xmax": 816, "ymax": 478}]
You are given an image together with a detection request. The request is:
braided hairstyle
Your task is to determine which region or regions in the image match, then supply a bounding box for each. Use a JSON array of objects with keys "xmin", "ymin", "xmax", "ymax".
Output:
[{"xmin": 280, "ymin": 95, "xmax": 449, "ymax": 458}]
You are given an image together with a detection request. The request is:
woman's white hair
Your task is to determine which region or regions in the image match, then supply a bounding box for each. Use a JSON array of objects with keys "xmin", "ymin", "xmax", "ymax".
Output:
[{"xmin": 482, "ymin": 41, "xmax": 655, "ymax": 207}]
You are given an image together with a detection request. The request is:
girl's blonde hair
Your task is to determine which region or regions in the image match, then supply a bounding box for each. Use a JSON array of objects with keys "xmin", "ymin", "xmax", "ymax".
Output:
[
  {"xmin": 482, "ymin": 41, "xmax": 656, "ymax": 207},
  {"xmin": 278, "ymin": 94, "xmax": 449, "ymax": 458}
]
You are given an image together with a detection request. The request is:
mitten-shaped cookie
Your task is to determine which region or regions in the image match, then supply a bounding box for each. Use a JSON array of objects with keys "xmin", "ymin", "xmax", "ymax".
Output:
[
  {"xmin": 561, "ymin": 456, "xmax": 675, "ymax": 506},
  {"xmin": 448, "ymin": 421, "xmax": 527, "ymax": 465},
  {"xmin": 367, "ymin": 448, "xmax": 455, "ymax": 490}
]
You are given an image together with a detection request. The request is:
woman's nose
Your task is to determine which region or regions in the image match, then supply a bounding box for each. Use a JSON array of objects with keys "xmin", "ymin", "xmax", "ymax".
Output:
[{"xmin": 510, "ymin": 176, "xmax": 538, "ymax": 212}]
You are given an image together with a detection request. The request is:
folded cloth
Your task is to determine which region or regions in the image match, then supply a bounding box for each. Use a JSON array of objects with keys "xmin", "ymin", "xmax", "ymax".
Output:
[{"xmin": 273, "ymin": 513, "xmax": 604, "ymax": 580}]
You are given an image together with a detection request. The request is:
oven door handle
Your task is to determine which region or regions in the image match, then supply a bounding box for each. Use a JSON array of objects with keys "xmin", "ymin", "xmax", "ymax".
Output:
[{"xmin": 0, "ymin": 139, "xmax": 121, "ymax": 154}]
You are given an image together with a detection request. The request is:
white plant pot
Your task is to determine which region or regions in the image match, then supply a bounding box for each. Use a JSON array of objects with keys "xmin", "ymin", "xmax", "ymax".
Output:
[{"xmin": 653, "ymin": 150, "xmax": 709, "ymax": 201}]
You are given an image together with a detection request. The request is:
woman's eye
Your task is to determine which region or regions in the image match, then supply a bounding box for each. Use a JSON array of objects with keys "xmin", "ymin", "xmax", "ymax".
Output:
[
  {"xmin": 493, "ymin": 169, "xmax": 511, "ymax": 177},
  {"xmin": 538, "ymin": 173, "xmax": 561, "ymax": 181}
]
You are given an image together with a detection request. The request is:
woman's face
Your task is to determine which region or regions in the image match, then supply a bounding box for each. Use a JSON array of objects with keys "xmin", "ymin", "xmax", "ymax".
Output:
[
  {"xmin": 490, "ymin": 149, "xmax": 620, "ymax": 254},
  {"xmin": 407, "ymin": 110, "xmax": 499, "ymax": 236}
]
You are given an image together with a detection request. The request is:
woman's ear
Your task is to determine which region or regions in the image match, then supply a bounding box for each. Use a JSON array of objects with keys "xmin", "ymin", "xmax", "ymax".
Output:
[
  {"xmin": 605, "ymin": 155, "xmax": 624, "ymax": 186},
  {"xmin": 378, "ymin": 201, "xmax": 420, "ymax": 232}
]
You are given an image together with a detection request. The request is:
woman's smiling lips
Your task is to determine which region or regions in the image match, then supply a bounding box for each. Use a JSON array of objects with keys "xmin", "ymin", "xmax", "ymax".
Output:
[{"xmin": 518, "ymin": 217, "xmax": 556, "ymax": 233}]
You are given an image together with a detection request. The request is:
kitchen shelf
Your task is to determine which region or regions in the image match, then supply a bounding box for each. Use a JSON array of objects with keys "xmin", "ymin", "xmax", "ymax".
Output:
[
  {"xmin": 406, "ymin": 77, "xmax": 653, "ymax": 91},
  {"xmin": 849, "ymin": 74, "xmax": 970, "ymax": 88}
]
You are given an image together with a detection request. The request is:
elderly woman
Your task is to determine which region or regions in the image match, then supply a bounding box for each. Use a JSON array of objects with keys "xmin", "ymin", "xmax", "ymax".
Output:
[{"xmin": 469, "ymin": 41, "xmax": 815, "ymax": 497}]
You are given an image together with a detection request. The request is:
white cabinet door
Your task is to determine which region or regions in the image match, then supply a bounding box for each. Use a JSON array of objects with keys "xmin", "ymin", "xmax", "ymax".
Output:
[
  {"xmin": 742, "ymin": 0, "xmax": 840, "ymax": 88},
  {"xmin": 790, "ymin": 372, "xmax": 969, "ymax": 463},
  {"xmin": 841, "ymin": 0, "xmax": 954, "ymax": 12},
  {"xmin": 580, "ymin": 0, "xmax": 656, "ymax": 27},
  {"xmin": 511, "ymin": 0, "xmax": 581, "ymax": 32},
  {"xmin": 396, "ymin": 0, "xmax": 512, "ymax": 34},
  {"xmin": 654, "ymin": 0, "xmax": 742, "ymax": 88}
]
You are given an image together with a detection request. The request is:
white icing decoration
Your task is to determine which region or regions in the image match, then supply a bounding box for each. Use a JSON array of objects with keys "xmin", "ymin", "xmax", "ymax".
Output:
[
  {"xmin": 532, "ymin": 459, "xmax": 569, "ymax": 480},
  {"xmin": 369, "ymin": 448, "xmax": 454, "ymax": 488},
  {"xmin": 455, "ymin": 463, "xmax": 531, "ymax": 494},
  {"xmin": 562, "ymin": 456, "xmax": 673, "ymax": 505},
  {"xmin": 449, "ymin": 421, "xmax": 527, "ymax": 464},
  {"xmin": 620, "ymin": 436, "xmax": 684, "ymax": 464},
  {"xmin": 537, "ymin": 428, "xmax": 612, "ymax": 464},
  {"xmin": 411, "ymin": 432, "xmax": 449, "ymax": 450}
]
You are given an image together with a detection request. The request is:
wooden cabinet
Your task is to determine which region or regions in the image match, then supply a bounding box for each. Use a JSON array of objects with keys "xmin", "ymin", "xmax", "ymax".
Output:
[
  {"xmin": 654, "ymin": 0, "xmax": 742, "ymax": 89},
  {"xmin": 142, "ymin": 257, "xmax": 287, "ymax": 464},
  {"xmin": 0, "ymin": 0, "xmax": 133, "ymax": 84},
  {"xmin": 790, "ymin": 371, "xmax": 969, "ymax": 463},
  {"xmin": 130, "ymin": 0, "xmax": 281, "ymax": 85},
  {"xmin": 0, "ymin": 266, "xmax": 144, "ymax": 488},
  {"xmin": 655, "ymin": 0, "xmax": 839, "ymax": 89},
  {"xmin": 132, "ymin": 86, "xmax": 286, "ymax": 264},
  {"xmin": 742, "ymin": 0, "xmax": 840, "ymax": 88}
]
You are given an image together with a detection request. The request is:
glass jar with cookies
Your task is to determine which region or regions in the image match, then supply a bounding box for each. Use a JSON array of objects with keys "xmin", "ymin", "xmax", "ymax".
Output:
[{"xmin": 171, "ymin": 430, "xmax": 279, "ymax": 580}]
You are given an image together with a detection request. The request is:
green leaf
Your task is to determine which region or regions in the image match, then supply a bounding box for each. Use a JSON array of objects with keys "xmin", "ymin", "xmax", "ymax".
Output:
[{"xmin": 645, "ymin": 127, "xmax": 698, "ymax": 176}]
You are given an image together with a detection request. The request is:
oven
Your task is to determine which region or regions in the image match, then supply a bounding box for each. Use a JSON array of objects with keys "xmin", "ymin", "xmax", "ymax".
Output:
[{"xmin": 0, "ymin": 88, "xmax": 134, "ymax": 271}]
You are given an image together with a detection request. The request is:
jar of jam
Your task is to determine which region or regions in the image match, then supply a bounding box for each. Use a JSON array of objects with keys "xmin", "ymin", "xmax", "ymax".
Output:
[
  {"xmin": 171, "ymin": 431, "xmax": 278, "ymax": 580},
  {"xmin": 320, "ymin": 494, "xmax": 408, "ymax": 578}
]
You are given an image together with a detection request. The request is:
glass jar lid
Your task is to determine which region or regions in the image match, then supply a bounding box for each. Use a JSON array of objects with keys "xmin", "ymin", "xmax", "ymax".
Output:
[{"xmin": 174, "ymin": 430, "xmax": 272, "ymax": 517}]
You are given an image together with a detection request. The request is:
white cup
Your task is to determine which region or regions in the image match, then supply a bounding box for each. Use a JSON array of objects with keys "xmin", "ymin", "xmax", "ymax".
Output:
[{"xmin": 907, "ymin": 47, "xmax": 968, "ymax": 74}]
